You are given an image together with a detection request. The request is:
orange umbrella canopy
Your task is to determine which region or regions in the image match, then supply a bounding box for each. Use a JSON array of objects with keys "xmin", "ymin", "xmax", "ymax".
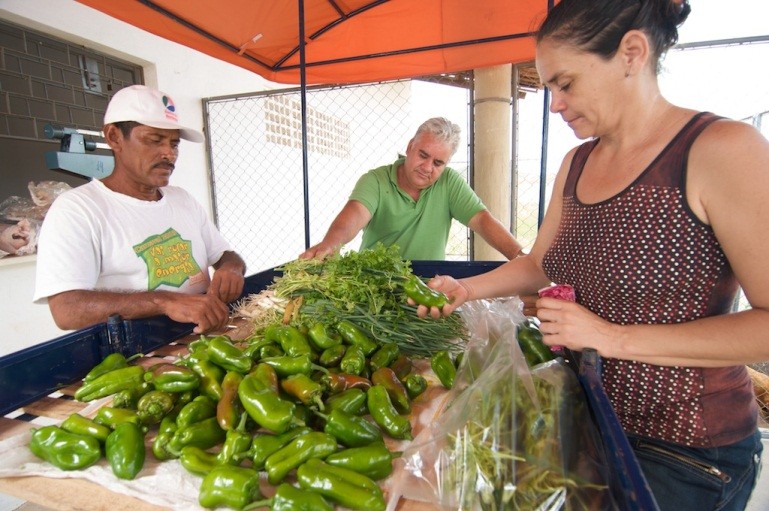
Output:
[{"xmin": 76, "ymin": 0, "xmax": 551, "ymax": 85}]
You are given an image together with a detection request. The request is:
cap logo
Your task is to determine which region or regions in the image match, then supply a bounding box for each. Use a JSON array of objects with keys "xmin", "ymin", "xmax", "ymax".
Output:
[{"xmin": 162, "ymin": 95, "xmax": 179, "ymax": 122}]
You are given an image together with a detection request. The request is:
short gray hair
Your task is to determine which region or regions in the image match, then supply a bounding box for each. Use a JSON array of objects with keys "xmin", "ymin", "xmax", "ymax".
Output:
[{"xmin": 414, "ymin": 117, "xmax": 461, "ymax": 157}]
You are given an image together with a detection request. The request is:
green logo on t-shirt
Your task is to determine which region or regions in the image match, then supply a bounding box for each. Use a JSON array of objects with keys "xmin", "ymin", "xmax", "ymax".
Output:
[{"xmin": 133, "ymin": 228, "xmax": 201, "ymax": 290}]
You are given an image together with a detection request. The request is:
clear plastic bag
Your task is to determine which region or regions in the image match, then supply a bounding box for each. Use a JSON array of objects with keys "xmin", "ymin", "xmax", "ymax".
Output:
[
  {"xmin": 27, "ymin": 180, "xmax": 72, "ymax": 207},
  {"xmin": 0, "ymin": 181, "xmax": 72, "ymax": 223},
  {"xmin": 391, "ymin": 297, "xmax": 616, "ymax": 510}
]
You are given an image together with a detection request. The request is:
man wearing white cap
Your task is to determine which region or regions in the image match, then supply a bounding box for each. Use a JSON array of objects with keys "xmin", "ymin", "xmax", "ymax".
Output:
[{"xmin": 34, "ymin": 85, "xmax": 246, "ymax": 335}]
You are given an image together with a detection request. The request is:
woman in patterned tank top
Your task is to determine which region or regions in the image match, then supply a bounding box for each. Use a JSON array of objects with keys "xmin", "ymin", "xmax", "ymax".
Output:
[{"xmin": 414, "ymin": 1, "xmax": 768, "ymax": 509}]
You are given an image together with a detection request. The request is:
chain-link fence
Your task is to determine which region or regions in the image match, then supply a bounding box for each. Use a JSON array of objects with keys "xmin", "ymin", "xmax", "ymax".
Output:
[{"xmin": 204, "ymin": 72, "xmax": 547, "ymax": 274}]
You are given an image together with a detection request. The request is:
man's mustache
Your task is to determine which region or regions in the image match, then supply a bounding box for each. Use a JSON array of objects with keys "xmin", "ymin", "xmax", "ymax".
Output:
[{"xmin": 153, "ymin": 161, "xmax": 176, "ymax": 171}]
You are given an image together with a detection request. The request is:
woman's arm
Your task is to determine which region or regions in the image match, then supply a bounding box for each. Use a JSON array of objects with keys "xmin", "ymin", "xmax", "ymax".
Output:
[
  {"xmin": 538, "ymin": 120, "xmax": 769, "ymax": 367},
  {"xmin": 419, "ymin": 148, "xmax": 577, "ymax": 318}
]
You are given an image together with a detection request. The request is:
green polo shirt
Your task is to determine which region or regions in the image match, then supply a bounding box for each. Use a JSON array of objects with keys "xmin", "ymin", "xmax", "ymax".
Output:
[{"xmin": 349, "ymin": 158, "xmax": 485, "ymax": 260}]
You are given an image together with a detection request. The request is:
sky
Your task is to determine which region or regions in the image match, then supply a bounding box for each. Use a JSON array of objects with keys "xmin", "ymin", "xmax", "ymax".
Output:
[{"xmin": 661, "ymin": 0, "xmax": 769, "ymax": 120}]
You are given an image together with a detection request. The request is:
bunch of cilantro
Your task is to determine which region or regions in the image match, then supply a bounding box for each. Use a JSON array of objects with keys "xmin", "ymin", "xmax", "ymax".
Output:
[{"xmin": 271, "ymin": 244, "xmax": 466, "ymax": 357}]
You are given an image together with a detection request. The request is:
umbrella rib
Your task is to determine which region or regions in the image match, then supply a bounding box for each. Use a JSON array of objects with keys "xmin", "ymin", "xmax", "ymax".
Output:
[
  {"xmin": 138, "ymin": 0, "xmax": 275, "ymax": 71},
  {"xmin": 278, "ymin": 31, "xmax": 538, "ymax": 71},
  {"xmin": 274, "ymin": 0, "xmax": 389, "ymax": 70}
]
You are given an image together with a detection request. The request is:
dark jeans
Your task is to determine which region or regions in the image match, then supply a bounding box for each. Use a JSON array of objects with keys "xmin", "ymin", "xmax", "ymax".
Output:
[{"xmin": 628, "ymin": 430, "xmax": 763, "ymax": 511}]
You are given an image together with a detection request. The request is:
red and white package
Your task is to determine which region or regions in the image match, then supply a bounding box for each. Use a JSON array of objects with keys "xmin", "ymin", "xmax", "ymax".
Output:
[
  {"xmin": 538, "ymin": 283, "xmax": 575, "ymax": 302},
  {"xmin": 537, "ymin": 284, "xmax": 575, "ymax": 352}
]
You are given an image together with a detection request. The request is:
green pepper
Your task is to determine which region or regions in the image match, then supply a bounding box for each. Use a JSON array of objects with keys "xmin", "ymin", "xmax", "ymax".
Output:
[
  {"xmin": 83, "ymin": 352, "xmax": 142, "ymax": 382},
  {"xmin": 217, "ymin": 371, "xmax": 245, "ymax": 431},
  {"xmin": 263, "ymin": 323, "xmax": 282, "ymax": 343},
  {"xmin": 152, "ymin": 415, "xmax": 179, "ymax": 460},
  {"xmin": 60, "ymin": 413, "xmax": 111, "ymax": 444},
  {"xmin": 29, "ymin": 425, "xmax": 102, "ymax": 470},
  {"xmin": 180, "ymin": 445, "xmax": 220, "ymax": 476},
  {"xmin": 294, "ymin": 403, "xmax": 311, "ymax": 425},
  {"xmin": 369, "ymin": 343, "xmax": 399, "ymax": 373},
  {"xmin": 281, "ymin": 373, "xmax": 325, "ymax": 409},
  {"xmin": 308, "ymin": 322, "xmax": 343, "ymax": 351},
  {"xmin": 105, "ymin": 421, "xmax": 145, "ymax": 480},
  {"xmin": 324, "ymin": 388, "xmax": 368, "ymax": 415},
  {"xmin": 144, "ymin": 363, "xmax": 200, "ymax": 393},
  {"xmin": 249, "ymin": 427, "xmax": 312, "ymax": 470},
  {"xmin": 367, "ymin": 384, "xmax": 412, "ymax": 440},
  {"xmin": 274, "ymin": 325, "xmax": 315, "ymax": 358},
  {"xmin": 403, "ymin": 373, "xmax": 428, "ymax": 399},
  {"xmin": 340, "ymin": 344, "xmax": 366, "ymax": 376},
  {"xmin": 189, "ymin": 358, "xmax": 225, "ymax": 401},
  {"xmin": 176, "ymin": 395, "xmax": 217, "ymax": 429},
  {"xmin": 170, "ymin": 389, "xmax": 196, "ymax": 413},
  {"xmin": 168, "ymin": 416, "xmax": 226, "ymax": 455},
  {"xmin": 517, "ymin": 319, "xmax": 555, "ymax": 366},
  {"xmin": 430, "ymin": 350, "xmax": 456, "ymax": 390},
  {"xmin": 242, "ymin": 337, "xmax": 276, "ymax": 361},
  {"xmin": 187, "ymin": 335, "xmax": 210, "ymax": 357},
  {"xmin": 261, "ymin": 354, "xmax": 327, "ymax": 378},
  {"xmin": 249, "ymin": 362, "xmax": 280, "ymax": 394},
  {"xmin": 325, "ymin": 442, "xmax": 398, "ymax": 480},
  {"xmin": 75, "ymin": 365, "xmax": 145, "ymax": 402},
  {"xmin": 389, "ymin": 354, "xmax": 413, "ymax": 380},
  {"xmin": 93, "ymin": 406, "xmax": 144, "ymax": 430},
  {"xmin": 207, "ymin": 335, "xmax": 253, "ymax": 374},
  {"xmin": 296, "ymin": 458, "xmax": 385, "ymax": 511},
  {"xmin": 318, "ymin": 345, "xmax": 346, "ymax": 368},
  {"xmin": 238, "ymin": 373, "xmax": 302, "ymax": 434},
  {"xmin": 259, "ymin": 343, "xmax": 284, "ymax": 359},
  {"xmin": 264, "ymin": 431, "xmax": 338, "ymax": 485},
  {"xmin": 403, "ymin": 274, "xmax": 449, "ymax": 308},
  {"xmin": 199, "ymin": 465, "xmax": 261, "ymax": 510},
  {"xmin": 320, "ymin": 372, "xmax": 372, "ymax": 395},
  {"xmin": 136, "ymin": 389, "xmax": 176, "ymax": 425},
  {"xmin": 111, "ymin": 381, "xmax": 152, "ymax": 409},
  {"xmin": 371, "ymin": 367, "xmax": 411, "ymax": 414},
  {"xmin": 319, "ymin": 409, "xmax": 383, "ymax": 448},
  {"xmin": 336, "ymin": 320, "xmax": 378, "ymax": 356},
  {"xmin": 217, "ymin": 412, "xmax": 252, "ymax": 465},
  {"xmin": 249, "ymin": 482, "xmax": 333, "ymax": 511}
]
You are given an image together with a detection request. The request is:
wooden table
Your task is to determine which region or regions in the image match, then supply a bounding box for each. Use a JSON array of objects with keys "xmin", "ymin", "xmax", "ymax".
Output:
[{"xmin": 0, "ymin": 318, "xmax": 446, "ymax": 511}]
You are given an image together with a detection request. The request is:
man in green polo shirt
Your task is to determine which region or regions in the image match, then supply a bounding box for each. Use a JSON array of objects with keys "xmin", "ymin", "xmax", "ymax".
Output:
[{"xmin": 300, "ymin": 117, "xmax": 523, "ymax": 261}]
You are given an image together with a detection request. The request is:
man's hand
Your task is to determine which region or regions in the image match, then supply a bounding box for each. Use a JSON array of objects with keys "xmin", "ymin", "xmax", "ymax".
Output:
[
  {"xmin": 209, "ymin": 267, "xmax": 245, "ymax": 303},
  {"xmin": 210, "ymin": 251, "xmax": 246, "ymax": 303},
  {"xmin": 157, "ymin": 292, "xmax": 231, "ymax": 334},
  {"xmin": 299, "ymin": 242, "xmax": 337, "ymax": 260}
]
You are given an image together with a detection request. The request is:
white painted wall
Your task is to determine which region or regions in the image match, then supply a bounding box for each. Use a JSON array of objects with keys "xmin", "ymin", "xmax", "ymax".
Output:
[{"xmin": 0, "ymin": 0, "xmax": 277, "ymax": 357}]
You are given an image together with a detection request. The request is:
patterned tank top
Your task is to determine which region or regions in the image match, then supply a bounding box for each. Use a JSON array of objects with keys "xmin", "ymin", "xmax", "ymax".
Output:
[{"xmin": 542, "ymin": 112, "xmax": 757, "ymax": 447}]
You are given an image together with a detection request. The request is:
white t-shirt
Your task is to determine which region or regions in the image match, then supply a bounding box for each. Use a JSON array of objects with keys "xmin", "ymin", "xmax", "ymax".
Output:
[{"xmin": 33, "ymin": 179, "xmax": 232, "ymax": 302}]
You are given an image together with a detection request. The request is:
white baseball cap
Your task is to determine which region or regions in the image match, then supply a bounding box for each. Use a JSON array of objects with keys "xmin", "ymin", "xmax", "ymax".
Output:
[{"xmin": 104, "ymin": 85, "xmax": 204, "ymax": 143}]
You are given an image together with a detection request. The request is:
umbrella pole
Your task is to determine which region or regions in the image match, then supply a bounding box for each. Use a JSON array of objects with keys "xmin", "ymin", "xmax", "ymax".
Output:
[{"xmin": 299, "ymin": 0, "xmax": 311, "ymax": 250}]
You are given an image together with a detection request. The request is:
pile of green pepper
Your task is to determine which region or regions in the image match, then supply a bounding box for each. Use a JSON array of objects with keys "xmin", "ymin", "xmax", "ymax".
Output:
[{"xmin": 30, "ymin": 319, "xmax": 450, "ymax": 510}]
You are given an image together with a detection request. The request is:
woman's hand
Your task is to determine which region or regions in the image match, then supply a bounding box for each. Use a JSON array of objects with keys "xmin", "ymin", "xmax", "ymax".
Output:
[
  {"xmin": 535, "ymin": 296, "xmax": 619, "ymax": 355},
  {"xmin": 411, "ymin": 275, "xmax": 471, "ymax": 319}
]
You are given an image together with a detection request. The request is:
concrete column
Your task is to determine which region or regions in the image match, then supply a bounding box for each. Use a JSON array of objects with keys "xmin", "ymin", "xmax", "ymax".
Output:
[{"xmin": 472, "ymin": 64, "xmax": 512, "ymax": 261}]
